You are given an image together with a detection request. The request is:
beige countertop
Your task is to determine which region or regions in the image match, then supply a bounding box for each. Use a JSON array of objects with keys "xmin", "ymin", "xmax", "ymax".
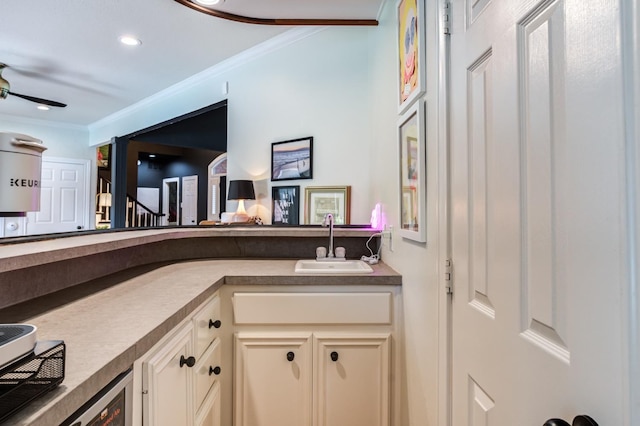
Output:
[{"xmin": 2, "ymin": 258, "xmax": 401, "ymax": 426}]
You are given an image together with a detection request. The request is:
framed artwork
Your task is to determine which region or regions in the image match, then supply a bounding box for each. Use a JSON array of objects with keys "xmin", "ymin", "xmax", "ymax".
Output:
[
  {"xmin": 398, "ymin": 100, "xmax": 426, "ymax": 242},
  {"xmin": 96, "ymin": 144, "xmax": 110, "ymax": 168},
  {"xmin": 397, "ymin": 0, "xmax": 426, "ymax": 114},
  {"xmin": 272, "ymin": 185, "xmax": 300, "ymax": 225},
  {"xmin": 304, "ymin": 186, "xmax": 351, "ymax": 225},
  {"xmin": 271, "ymin": 137, "xmax": 313, "ymax": 181}
]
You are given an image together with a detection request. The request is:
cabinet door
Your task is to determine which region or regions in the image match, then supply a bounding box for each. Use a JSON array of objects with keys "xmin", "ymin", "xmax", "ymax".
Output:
[
  {"xmin": 234, "ymin": 333, "xmax": 313, "ymax": 426},
  {"xmin": 196, "ymin": 381, "xmax": 221, "ymax": 426},
  {"xmin": 143, "ymin": 323, "xmax": 194, "ymax": 426},
  {"xmin": 313, "ymin": 334, "xmax": 390, "ymax": 426}
]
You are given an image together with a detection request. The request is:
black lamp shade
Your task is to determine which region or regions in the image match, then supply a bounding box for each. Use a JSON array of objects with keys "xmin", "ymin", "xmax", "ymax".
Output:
[{"xmin": 228, "ymin": 180, "xmax": 255, "ymax": 200}]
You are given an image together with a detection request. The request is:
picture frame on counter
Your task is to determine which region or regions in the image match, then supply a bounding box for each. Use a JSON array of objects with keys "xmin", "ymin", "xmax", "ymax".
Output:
[
  {"xmin": 271, "ymin": 137, "xmax": 313, "ymax": 181},
  {"xmin": 397, "ymin": 0, "xmax": 426, "ymax": 114},
  {"xmin": 304, "ymin": 186, "xmax": 351, "ymax": 225},
  {"xmin": 272, "ymin": 185, "xmax": 300, "ymax": 225},
  {"xmin": 398, "ymin": 100, "xmax": 426, "ymax": 242}
]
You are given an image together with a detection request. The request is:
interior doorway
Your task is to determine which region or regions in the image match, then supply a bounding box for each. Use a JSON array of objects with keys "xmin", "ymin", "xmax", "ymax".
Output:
[
  {"xmin": 162, "ymin": 177, "xmax": 180, "ymax": 226},
  {"xmin": 110, "ymin": 100, "xmax": 227, "ymax": 229},
  {"xmin": 207, "ymin": 153, "xmax": 227, "ymax": 222}
]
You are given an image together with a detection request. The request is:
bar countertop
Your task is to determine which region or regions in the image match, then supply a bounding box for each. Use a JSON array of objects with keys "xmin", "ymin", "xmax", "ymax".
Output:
[{"xmin": 0, "ymin": 227, "xmax": 400, "ymax": 426}]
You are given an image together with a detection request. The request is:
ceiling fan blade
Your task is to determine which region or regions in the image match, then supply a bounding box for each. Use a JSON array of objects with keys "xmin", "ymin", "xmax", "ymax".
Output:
[{"xmin": 8, "ymin": 91, "xmax": 66, "ymax": 108}]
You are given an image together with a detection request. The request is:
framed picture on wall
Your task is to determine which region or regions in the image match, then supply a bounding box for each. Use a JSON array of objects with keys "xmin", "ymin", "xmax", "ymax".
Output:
[
  {"xmin": 96, "ymin": 144, "xmax": 110, "ymax": 168},
  {"xmin": 272, "ymin": 185, "xmax": 300, "ymax": 225},
  {"xmin": 271, "ymin": 137, "xmax": 313, "ymax": 181},
  {"xmin": 398, "ymin": 100, "xmax": 426, "ymax": 242},
  {"xmin": 304, "ymin": 186, "xmax": 351, "ymax": 225},
  {"xmin": 397, "ymin": 0, "xmax": 426, "ymax": 113}
]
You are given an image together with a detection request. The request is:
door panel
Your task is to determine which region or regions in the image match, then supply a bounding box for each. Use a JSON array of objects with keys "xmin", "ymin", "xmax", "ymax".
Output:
[
  {"xmin": 313, "ymin": 334, "xmax": 390, "ymax": 426},
  {"xmin": 182, "ymin": 175, "xmax": 198, "ymax": 226},
  {"xmin": 26, "ymin": 158, "xmax": 89, "ymax": 234},
  {"xmin": 143, "ymin": 324, "xmax": 193, "ymax": 426},
  {"xmin": 234, "ymin": 334, "xmax": 312, "ymax": 426},
  {"xmin": 450, "ymin": 0, "xmax": 626, "ymax": 424}
]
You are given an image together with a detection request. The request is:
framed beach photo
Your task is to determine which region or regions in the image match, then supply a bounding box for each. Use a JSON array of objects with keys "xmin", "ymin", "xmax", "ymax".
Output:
[
  {"xmin": 304, "ymin": 186, "xmax": 351, "ymax": 225},
  {"xmin": 397, "ymin": 0, "xmax": 426, "ymax": 114},
  {"xmin": 398, "ymin": 100, "xmax": 426, "ymax": 242},
  {"xmin": 271, "ymin": 137, "xmax": 313, "ymax": 181},
  {"xmin": 272, "ymin": 185, "xmax": 300, "ymax": 225}
]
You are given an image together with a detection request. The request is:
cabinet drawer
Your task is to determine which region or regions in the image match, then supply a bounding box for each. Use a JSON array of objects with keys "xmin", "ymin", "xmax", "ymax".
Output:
[
  {"xmin": 195, "ymin": 337, "xmax": 222, "ymax": 411},
  {"xmin": 233, "ymin": 292, "xmax": 392, "ymax": 325},
  {"xmin": 193, "ymin": 294, "xmax": 221, "ymax": 358}
]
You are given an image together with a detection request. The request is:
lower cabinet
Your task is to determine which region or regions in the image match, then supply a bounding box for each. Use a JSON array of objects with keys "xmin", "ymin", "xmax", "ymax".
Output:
[
  {"xmin": 143, "ymin": 323, "xmax": 194, "ymax": 426},
  {"xmin": 234, "ymin": 332, "xmax": 390, "ymax": 426},
  {"xmin": 137, "ymin": 293, "xmax": 222, "ymax": 426}
]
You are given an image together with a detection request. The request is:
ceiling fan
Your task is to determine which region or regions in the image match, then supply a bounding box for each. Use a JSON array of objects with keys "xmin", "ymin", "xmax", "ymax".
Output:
[{"xmin": 0, "ymin": 63, "xmax": 66, "ymax": 108}]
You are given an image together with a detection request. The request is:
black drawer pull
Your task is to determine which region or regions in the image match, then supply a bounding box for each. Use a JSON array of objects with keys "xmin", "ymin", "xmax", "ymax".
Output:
[
  {"xmin": 209, "ymin": 366, "xmax": 221, "ymax": 376},
  {"xmin": 330, "ymin": 351, "xmax": 339, "ymax": 362},
  {"xmin": 543, "ymin": 415, "xmax": 598, "ymax": 426},
  {"xmin": 209, "ymin": 319, "xmax": 221, "ymax": 329},
  {"xmin": 179, "ymin": 355, "xmax": 196, "ymax": 368},
  {"xmin": 286, "ymin": 351, "xmax": 295, "ymax": 362}
]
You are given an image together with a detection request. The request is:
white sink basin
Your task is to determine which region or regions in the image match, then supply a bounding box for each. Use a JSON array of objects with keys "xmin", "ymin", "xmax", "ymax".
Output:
[{"xmin": 294, "ymin": 259, "xmax": 374, "ymax": 274}]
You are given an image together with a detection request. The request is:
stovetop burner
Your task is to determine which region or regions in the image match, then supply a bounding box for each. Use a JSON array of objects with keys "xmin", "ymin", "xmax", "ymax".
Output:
[{"xmin": 0, "ymin": 324, "xmax": 37, "ymax": 369}]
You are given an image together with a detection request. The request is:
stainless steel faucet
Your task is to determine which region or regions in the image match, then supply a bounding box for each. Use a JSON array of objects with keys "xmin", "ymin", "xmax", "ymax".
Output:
[{"xmin": 322, "ymin": 213, "xmax": 335, "ymax": 258}]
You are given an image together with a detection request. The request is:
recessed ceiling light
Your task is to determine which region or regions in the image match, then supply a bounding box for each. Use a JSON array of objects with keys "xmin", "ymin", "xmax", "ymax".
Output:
[
  {"xmin": 149, "ymin": 154, "xmax": 156, "ymax": 158},
  {"xmin": 37, "ymin": 105, "xmax": 50, "ymax": 111},
  {"xmin": 119, "ymin": 35, "xmax": 142, "ymax": 46},
  {"xmin": 194, "ymin": 0, "xmax": 224, "ymax": 5}
]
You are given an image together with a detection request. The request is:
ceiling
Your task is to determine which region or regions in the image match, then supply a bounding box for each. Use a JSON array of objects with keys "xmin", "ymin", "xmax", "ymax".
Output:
[{"xmin": 0, "ymin": 0, "xmax": 383, "ymax": 126}]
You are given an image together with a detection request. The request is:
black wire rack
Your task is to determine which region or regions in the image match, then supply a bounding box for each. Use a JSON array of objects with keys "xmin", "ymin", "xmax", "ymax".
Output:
[{"xmin": 0, "ymin": 340, "xmax": 65, "ymax": 423}]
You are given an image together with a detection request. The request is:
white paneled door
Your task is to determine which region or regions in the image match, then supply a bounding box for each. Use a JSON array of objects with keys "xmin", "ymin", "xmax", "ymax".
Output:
[
  {"xmin": 449, "ymin": 0, "xmax": 628, "ymax": 424},
  {"xmin": 182, "ymin": 175, "xmax": 198, "ymax": 226},
  {"xmin": 26, "ymin": 157, "xmax": 90, "ymax": 235}
]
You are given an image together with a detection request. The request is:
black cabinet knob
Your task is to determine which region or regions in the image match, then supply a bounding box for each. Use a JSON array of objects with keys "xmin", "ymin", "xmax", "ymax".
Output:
[
  {"xmin": 179, "ymin": 355, "xmax": 196, "ymax": 368},
  {"xmin": 209, "ymin": 319, "xmax": 221, "ymax": 329},
  {"xmin": 330, "ymin": 351, "xmax": 339, "ymax": 362},
  {"xmin": 543, "ymin": 420, "xmax": 570, "ymax": 426},
  {"xmin": 209, "ymin": 366, "xmax": 221, "ymax": 376},
  {"xmin": 286, "ymin": 351, "xmax": 295, "ymax": 362}
]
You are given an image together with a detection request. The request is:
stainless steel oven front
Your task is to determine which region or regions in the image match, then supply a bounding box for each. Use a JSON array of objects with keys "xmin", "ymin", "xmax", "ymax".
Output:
[{"xmin": 61, "ymin": 369, "xmax": 133, "ymax": 426}]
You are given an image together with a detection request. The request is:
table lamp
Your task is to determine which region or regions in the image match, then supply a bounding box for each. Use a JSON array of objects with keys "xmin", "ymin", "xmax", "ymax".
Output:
[{"xmin": 227, "ymin": 180, "xmax": 255, "ymax": 223}]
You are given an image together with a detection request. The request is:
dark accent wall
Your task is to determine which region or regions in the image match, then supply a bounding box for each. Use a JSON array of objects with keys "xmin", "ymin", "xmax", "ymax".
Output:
[
  {"xmin": 111, "ymin": 101, "xmax": 228, "ymax": 226},
  {"xmin": 135, "ymin": 147, "xmax": 223, "ymax": 221}
]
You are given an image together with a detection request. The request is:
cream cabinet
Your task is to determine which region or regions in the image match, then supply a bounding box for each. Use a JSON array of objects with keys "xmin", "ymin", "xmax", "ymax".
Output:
[
  {"xmin": 234, "ymin": 332, "xmax": 389, "ymax": 426},
  {"xmin": 138, "ymin": 292, "xmax": 222, "ymax": 426},
  {"xmin": 230, "ymin": 291, "xmax": 393, "ymax": 426},
  {"xmin": 313, "ymin": 334, "xmax": 390, "ymax": 426},
  {"xmin": 143, "ymin": 322, "xmax": 193, "ymax": 426},
  {"xmin": 234, "ymin": 333, "xmax": 313, "ymax": 426}
]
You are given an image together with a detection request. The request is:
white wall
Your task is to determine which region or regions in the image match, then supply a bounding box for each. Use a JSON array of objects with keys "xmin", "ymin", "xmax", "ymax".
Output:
[
  {"xmin": 369, "ymin": 1, "xmax": 441, "ymax": 425},
  {"xmin": 89, "ymin": 27, "xmax": 375, "ymax": 224},
  {"xmin": 0, "ymin": 115, "xmax": 91, "ymax": 160}
]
